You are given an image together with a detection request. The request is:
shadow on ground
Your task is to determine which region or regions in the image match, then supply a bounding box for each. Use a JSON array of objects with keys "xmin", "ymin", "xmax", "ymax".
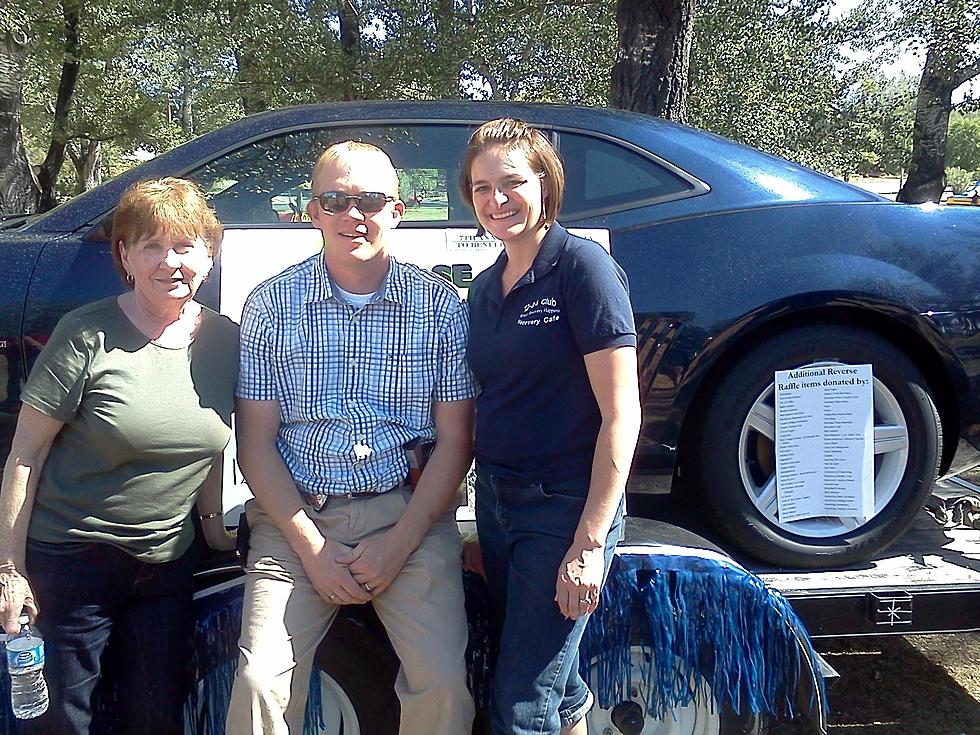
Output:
[{"xmin": 772, "ymin": 635, "xmax": 980, "ymax": 734}]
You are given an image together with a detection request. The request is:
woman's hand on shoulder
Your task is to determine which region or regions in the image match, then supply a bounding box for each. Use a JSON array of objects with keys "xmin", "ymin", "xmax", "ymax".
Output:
[{"xmin": 0, "ymin": 564, "xmax": 38, "ymax": 633}]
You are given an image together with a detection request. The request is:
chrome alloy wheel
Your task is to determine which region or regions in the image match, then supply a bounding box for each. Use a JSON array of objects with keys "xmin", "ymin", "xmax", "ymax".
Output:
[{"xmin": 738, "ymin": 360, "xmax": 908, "ymax": 538}]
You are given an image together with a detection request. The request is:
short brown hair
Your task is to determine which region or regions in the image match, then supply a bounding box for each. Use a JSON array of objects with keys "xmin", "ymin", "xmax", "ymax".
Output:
[
  {"xmin": 312, "ymin": 141, "xmax": 400, "ymax": 197},
  {"xmin": 458, "ymin": 118, "xmax": 565, "ymax": 227},
  {"xmin": 110, "ymin": 177, "xmax": 223, "ymax": 287}
]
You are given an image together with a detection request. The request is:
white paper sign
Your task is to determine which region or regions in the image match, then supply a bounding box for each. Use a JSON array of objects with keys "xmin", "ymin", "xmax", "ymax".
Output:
[
  {"xmin": 774, "ymin": 364, "xmax": 874, "ymax": 522},
  {"xmin": 218, "ymin": 227, "xmax": 609, "ymax": 323}
]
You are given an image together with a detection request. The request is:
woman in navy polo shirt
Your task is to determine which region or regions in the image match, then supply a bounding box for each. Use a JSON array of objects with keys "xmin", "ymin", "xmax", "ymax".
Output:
[{"xmin": 460, "ymin": 118, "xmax": 641, "ymax": 735}]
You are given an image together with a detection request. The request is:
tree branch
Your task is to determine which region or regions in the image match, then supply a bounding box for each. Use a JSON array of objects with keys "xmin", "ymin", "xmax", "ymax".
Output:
[
  {"xmin": 952, "ymin": 58, "xmax": 980, "ymax": 89},
  {"xmin": 65, "ymin": 140, "xmax": 80, "ymax": 167},
  {"xmin": 520, "ymin": 0, "xmax": 549, "ymax": 65},
  {"xmin": 467, "ymin": 58, "xmax": 498, "ymax": 99},
  {"xmin": 67, "ymin": 131, "xmax": 119, "ymax": 143}
]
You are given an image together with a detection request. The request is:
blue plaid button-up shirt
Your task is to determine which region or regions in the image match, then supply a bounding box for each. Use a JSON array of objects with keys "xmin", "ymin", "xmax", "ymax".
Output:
[{"xmin": 236, "ymin": 253, "xmax": 476, "ymax": 511}]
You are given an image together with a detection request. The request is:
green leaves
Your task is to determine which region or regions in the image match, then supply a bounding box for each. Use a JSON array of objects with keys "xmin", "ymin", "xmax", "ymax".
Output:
[
  {"xmin": 947, "ymin": 112, "xmax": 980, "ymax": 172},
  {"xmin": 688, "ymin": 0, "xmax": 854, "ymax": 172},
  {"xmin": 8, "ymin": 0, "xmax": 977, "ymax": 200}
]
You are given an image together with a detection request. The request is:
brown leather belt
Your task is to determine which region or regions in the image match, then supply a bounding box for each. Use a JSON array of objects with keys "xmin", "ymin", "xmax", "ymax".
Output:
[{"xmin": 340, "ymin": 480, "xmax": 407, "ymax": 499}]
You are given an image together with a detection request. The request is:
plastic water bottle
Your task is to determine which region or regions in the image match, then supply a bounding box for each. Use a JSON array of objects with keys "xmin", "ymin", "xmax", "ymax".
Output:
[{"xmin": 5, "ymin": 614, "xmax": 48, "ymax": 719}]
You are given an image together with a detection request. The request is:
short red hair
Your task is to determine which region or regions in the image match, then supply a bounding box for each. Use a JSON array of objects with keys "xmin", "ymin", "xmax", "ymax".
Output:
[{"xmin": 110, "ymin": 177, "xmax": 222, "ymax": 287}]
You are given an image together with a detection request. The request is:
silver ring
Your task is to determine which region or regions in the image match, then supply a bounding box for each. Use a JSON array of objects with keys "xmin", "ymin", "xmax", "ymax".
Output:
[
  {"xmin": 328, "ymin": 593, "xmax": 337, "ymax": 600},
  {"xmin": 579, "ymin": 597, "xmax": 589, "ymax": 604},
  {"xmin": 363, "ymin": 583, "xmax": 373, "ymax": 592}
]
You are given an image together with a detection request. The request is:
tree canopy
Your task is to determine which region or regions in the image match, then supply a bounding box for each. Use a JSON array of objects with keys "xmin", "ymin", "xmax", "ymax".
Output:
[{"xmin": 3, "ymin": 0, "xmax": 980, "ymax": 212}]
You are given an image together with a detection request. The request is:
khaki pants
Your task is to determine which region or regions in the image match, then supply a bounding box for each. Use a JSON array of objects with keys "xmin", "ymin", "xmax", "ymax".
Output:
[{"xmin": 225, "ymin": 490, "xmax": 474, "ymax": 734}]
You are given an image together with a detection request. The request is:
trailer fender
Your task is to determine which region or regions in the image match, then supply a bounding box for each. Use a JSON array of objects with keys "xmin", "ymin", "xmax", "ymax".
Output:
[{"xmin": 580, "ymin": 518, "xmax": 829, "ymax": 734}]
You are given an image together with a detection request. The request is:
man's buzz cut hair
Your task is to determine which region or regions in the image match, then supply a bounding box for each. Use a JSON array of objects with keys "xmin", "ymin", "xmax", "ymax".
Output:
[{"xmin": 312, "ymin": 141, "xmax": 400, "ymax": 197}]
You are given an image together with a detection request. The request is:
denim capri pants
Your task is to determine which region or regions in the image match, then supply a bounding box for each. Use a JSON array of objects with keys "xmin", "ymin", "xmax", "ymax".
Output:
[{"xmin": 475, "ymin": 463, "xmax": 623, "ymax": 735}]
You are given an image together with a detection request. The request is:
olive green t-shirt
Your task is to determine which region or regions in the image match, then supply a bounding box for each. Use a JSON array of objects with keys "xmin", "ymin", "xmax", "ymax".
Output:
[{"xmin": 22, "ymin": 297, "xmax": 238, "ymax": 562}]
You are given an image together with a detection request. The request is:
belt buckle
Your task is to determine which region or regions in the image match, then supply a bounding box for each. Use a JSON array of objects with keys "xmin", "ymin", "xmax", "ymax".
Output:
[
  {"xmin": 344, "ymin": 480, "xmax": 407, "ymax": 499},
  {"xmin": 346, "ymin": 489, "xmax": 379, "ymax": 499}
]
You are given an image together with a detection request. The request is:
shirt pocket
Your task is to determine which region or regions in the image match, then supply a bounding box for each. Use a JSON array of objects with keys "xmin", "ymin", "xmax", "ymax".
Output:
[
  {"xmin": 361, "ymin": 345, "xmax": 438, "ymax": 427},
  {"xmin": 281, "ymin": 306, "xmax": 342, "ymax": 419}
]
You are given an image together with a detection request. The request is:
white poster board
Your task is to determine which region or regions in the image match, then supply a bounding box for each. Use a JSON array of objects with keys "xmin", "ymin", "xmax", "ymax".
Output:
[
  {"xmin": 215, "ymin": 226, "xmax": 609, "ymax": 517},
  {"xmin": 774, "ymin": 364, "xmax": 874, "ymax": 522}
]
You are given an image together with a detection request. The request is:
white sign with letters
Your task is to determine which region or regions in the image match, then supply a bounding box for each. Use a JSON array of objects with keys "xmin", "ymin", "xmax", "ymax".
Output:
[
  {"xmin": 774, "ymin": 363, "xmax": 874, "ymax": 523},
  {"xmin": 215, "ymin": 226, "xmax": 610, "ymax": 517}
]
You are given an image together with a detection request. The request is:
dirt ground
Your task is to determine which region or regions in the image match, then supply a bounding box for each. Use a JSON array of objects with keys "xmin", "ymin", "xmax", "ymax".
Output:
[
  {"xmin": 771, "ymin": 468, "xmax": 980, "ymax": 734},
  {"xmin": 771, "ymin": 633, "xmax": 980, "ymax": 734}
]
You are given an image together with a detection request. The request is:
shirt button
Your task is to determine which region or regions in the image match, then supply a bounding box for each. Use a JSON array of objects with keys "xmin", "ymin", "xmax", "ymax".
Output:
[{"xmin": 349, "ymin": 358, "xmax": 357, "ymax": 367}]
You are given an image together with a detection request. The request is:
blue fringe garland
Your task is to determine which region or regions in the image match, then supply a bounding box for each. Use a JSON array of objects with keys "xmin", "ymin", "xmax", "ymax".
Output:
[
  {"xmin": 579, "ymin": 552, "xmax": 826, "ymax": 722},
  {"xmin": 0, "ymin": 583, "xmax": 325, "ymax": 735},
  {"xmin": 1, "ymin": 552, "xmax": 825, "ymax": 733},
  {"xmin": 182, "ymin": 584, "xmax": 324, "ymax": 735}
]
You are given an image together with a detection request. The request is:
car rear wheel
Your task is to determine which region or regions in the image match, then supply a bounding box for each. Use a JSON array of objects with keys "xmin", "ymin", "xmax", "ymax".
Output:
[{"xmin": 692, "ymin": 324, "xmax": 941, "ymax": 567}]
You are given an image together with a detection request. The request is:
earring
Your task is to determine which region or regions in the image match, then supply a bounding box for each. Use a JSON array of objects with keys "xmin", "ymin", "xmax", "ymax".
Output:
[{"xmin": 126, "ymin": 273, "xmax": 134, "ymax": 284}]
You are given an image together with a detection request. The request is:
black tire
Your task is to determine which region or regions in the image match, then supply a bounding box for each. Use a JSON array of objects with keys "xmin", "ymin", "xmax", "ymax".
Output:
[
  {"xmin": 314, "ymin": 609, "xmax": 400, "ymax": 735},
  {"xmin": 692, "ymin": 324, "xmax": 941, "ymax": 567}
]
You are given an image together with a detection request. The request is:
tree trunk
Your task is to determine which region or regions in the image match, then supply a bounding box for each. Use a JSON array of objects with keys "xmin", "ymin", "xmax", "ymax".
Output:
[
  {"xmin": 36, "ymin": 0, "xmax": 83, "ymax": 212},
  {"xmin": 234, "ymin": 49, "xmax": 269, "ymax": 115},
  {"xmin": 0, "ymin": 31, "xmax": 39, "ymax": 215},
  {"xmin": 897, "ymin": 49, "xmax": 955, "ymax": 203},
  {"xmin": 67, "ymin": 138, "xmax": 102, "ymax": 194},
  {"xmin": 180, "ymin": 39, "xmax": 194, "ymax": 136},
  {"xmin": 432, "ymin": 0, "xmax": 462, "ymax": 98},
  {"xmin": 897, "ymin": 0, "xmax": 980, "ymax": 204},
  {"xmin": 610, "ymin": 0, "xmax": 694, "ymax": 123},
  {"xmin": 337, "ymin": 0, "xmax": 361, "ymax": 100},
  {"xmin": 221, "ymin": 0, "xmax": 272, "ymax": 115}
]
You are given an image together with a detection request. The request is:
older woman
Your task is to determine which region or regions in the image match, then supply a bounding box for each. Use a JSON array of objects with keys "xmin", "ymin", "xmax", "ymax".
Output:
[
  {"xmin": 460, "ymin": 119, "xmax": 642, "ymax": 735},
  {"xmin": 0, "ymin": 178, "xmax": 238, "ymax": 734}
]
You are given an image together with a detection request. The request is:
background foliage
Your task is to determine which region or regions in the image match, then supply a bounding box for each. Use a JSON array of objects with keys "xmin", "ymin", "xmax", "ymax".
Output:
[{"xmin": 4, "ymin": 0, "xmax": 979, "ymax": 207}]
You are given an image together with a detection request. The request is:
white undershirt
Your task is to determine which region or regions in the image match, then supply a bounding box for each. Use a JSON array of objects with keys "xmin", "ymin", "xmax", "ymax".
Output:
[{"xmin": 332, "ymin": 283, "xmax": 377, "ymax": 309}]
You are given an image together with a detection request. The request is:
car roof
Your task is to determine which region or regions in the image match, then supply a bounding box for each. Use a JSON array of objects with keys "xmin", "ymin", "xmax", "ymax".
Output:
[{"xmin": 29, "ymin": 101, "xmax": 884, "ymax": 234}]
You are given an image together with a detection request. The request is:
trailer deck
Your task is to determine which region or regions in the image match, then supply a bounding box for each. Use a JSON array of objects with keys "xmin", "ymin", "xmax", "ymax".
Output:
[{"xmin": 757, "ymin": 478, "xmax": 980, "ymax": 637}]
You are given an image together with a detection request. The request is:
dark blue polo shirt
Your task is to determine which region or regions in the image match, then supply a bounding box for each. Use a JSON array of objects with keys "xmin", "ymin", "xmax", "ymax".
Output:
[{"xmin": 466, "ymin": 223, "xmax": 636, "ymax": 483}]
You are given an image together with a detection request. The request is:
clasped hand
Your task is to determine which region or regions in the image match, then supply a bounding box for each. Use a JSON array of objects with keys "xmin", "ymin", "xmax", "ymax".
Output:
[
  {"xmin": 555, "ymin": 543, "xmax": 605, "ymax": 620},
  {"xmin": 304, "ymin": 532, "xmax": 411, "ymax": 606},
  {"xmin": 337, "ymin": 531, "xmax": 412, "ymax": 599}
]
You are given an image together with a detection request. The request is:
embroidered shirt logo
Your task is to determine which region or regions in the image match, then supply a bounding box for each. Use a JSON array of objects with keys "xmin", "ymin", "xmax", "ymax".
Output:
[{"xmin": 517, "ymin": 297, "xmax": 561, "ymax": 326}]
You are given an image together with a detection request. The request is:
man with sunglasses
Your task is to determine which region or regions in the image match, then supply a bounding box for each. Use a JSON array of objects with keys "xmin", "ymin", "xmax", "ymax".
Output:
[{"xmin": 227, "ymin": 141, "xmax": 476, "ymax": 734}]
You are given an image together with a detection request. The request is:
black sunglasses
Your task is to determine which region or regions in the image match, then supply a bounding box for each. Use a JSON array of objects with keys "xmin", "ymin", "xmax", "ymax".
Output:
[{"xmin": 316, "ymin": 191, "xmax": 396, "ymax": 214}]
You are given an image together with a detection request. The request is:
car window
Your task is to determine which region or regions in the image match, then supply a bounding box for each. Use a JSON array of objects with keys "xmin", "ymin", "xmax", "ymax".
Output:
[
  {"xmin": 189, "ymin": 125, "xmax": 475, "ymax": 225},
  {"xmin": 558, "ymin": 132, "xmax": 695, "ymax": 217}
]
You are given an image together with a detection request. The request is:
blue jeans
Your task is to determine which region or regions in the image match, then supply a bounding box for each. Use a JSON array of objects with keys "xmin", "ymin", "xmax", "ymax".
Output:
[
  {"xmin": 23, "ymin": 539, "xmax": 198, "ymax": 735},
  {"xmin": 475, "ymin": 465, "xmax": 623, "ymax": 735}
]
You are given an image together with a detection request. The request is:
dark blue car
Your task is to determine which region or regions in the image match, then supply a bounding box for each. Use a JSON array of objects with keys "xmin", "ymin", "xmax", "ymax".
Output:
[{"xmin": 3, "ymin": 101, "xmax": 979, "ymax": 567}]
